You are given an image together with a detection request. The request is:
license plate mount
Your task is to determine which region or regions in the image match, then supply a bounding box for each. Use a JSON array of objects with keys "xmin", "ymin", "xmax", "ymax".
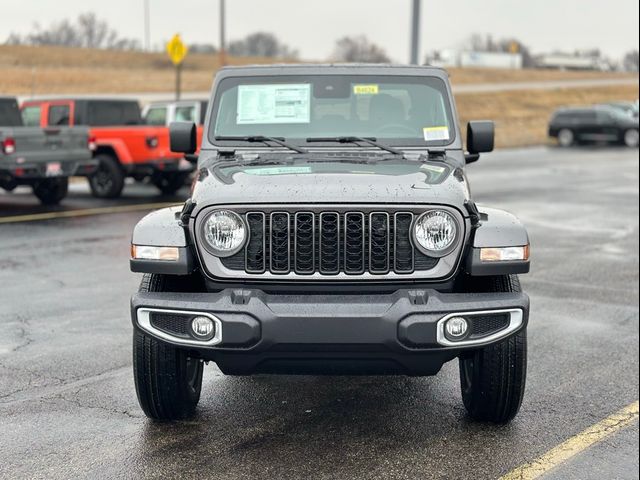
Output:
[{"xmin": 46, "ymin": 162, "xmax": 63, "ymax": 177}]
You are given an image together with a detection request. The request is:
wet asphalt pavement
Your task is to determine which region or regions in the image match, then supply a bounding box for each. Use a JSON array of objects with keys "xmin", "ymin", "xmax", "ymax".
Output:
[{"xmin": 0, "ymin": 146, "xmax": 638, "ymax": 479}]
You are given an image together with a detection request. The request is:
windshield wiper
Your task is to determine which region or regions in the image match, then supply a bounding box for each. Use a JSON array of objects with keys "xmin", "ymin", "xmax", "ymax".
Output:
[
  {"xmin": 215, "ymin": 135, "xmax": 308, "ymax": 154},
  {"xmin": 306, "ymin": 136, "xmax": 404, "ymax": 157}
]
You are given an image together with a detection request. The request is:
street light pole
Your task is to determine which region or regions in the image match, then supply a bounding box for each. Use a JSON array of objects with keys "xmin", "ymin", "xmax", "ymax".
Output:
[
  {"xmin": 219, "ymin": 0, "xmax": 226, "ymax": 66},
  {"xmin": 410, "ymin": 0, "xmax": 421, "ymax": 65},
  {"xmin": 143, "ymin": 0, "xmax": 150, "ymax": 51}
]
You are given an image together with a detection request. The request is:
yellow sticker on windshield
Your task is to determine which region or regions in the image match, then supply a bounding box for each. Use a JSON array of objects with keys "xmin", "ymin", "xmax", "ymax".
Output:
[
  {"xmin": 353, "ymin": 84, "xmax": 379, "ymax": 95},
  {"xmin": 423, "ymin": 126, "xmax": 449, "ymax": 141}
]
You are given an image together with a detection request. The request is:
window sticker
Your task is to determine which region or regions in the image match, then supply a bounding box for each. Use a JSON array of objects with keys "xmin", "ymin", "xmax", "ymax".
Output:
[
  {"xmin": 237, "ymin": 84, "xmax": 311, "ymax": 124},
  {"xmin": 423, "ymin": 126, "xmax": 450, "ymax": 142},
  {"xmin": 353, "ymin": 84, "xmax": 379, "ymax": 95}
]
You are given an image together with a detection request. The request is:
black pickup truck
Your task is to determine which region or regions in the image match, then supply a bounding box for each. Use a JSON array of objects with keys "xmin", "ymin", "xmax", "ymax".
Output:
[
  {"xmin": 1, "ymin": 97, "xmax": 96, "ymax": 204},
  {"xmin": 129, "ymin": 65, "xmax": 531, "ymax": 424}
]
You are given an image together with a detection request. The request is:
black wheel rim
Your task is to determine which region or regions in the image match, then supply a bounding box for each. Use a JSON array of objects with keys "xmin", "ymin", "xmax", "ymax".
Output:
[{"xmin": 92, "ymin": 165, "xmax": 113, "ymax": 194}]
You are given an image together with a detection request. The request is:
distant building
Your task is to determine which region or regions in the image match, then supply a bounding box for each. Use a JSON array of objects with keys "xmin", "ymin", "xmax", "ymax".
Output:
[
  {"xmin": 427, "ymin": 50, "xmax": 523, "ymax": 69},
  {"xmin": 534, "ymin": 54, "xmax": 610, "ymax": 71}
]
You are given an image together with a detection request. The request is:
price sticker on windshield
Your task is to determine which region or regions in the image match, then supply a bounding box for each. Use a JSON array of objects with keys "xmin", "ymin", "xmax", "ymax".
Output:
[
  {"xmin": 237, "ymin": 84, "xmax": 311, "ymax": 124},
  {"xmin": 423, "ymin": 126, "xmax": 449, "ymax": 142},
  {"xmin": 353, "ymin": 84, "xmax": 379, "ymax": 95}
]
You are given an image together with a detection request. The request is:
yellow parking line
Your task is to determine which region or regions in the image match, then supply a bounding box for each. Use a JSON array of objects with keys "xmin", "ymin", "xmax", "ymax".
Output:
[
  {"xmin": 0, "ymin": 202, "xmax": 181, "ymax": 224},
  {"xmin": 501, "ymin": 400, "xmax": 639, "ymax": 480}
]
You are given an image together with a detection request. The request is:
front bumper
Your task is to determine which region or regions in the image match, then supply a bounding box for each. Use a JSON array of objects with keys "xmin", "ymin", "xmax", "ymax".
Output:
[{"xmin": 131, "ymin": 288, "xmax": 529, "ymax": 376}]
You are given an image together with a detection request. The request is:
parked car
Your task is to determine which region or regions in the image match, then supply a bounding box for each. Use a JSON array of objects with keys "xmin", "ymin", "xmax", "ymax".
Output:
[
  {"xmin": 129, "ymin": 65, "xmax": 531, "ymax": 424},
  {"xmin": 1, "ymin": 96, "xmax": 95, "ymax": 205},
  {"xmin": 20, "ymin": 98, "xmax": 194, "ymax": 198},
  {"xmin": 548, "ymin": 105, "xmax": 639, "ymax": 147},
  {"xmin": 142, "ymin": 100, "xmax": 208, "ymax": 126}
]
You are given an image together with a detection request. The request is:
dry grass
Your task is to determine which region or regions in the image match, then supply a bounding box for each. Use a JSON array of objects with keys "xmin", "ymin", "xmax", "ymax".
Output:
[
  {"xmin": 0, "ymin": 45, "xmax": 287, "ymax": 95},
  {"xmin": 446, "ymin": 67, "xmax": 634, "ymax": 84},
  {"xmin": 457, "ymin": 85, "xmax": 639, "ymax": 148},
  {"xmin": 1, "ymin": 45, "xmax": 636, "ymax": 96}
]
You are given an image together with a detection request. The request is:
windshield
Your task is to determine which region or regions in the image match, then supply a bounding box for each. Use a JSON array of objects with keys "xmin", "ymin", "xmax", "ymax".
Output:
[
  {"xmin": 210, "ymin": 75, "xmax": 455, "ymax": 147},
  {"xmin": 605, "ymin": 107, "xmax": 636, "ymax": 121}
]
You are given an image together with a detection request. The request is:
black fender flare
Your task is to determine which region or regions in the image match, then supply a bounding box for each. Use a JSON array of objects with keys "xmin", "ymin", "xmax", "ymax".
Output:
[
  {"xmin": 130, "ymin": 206, "xmax": 196, "ymax": 275},
  {"xmin": 466, "ymin": 207, "xmax": 530, "ymax": 276}
]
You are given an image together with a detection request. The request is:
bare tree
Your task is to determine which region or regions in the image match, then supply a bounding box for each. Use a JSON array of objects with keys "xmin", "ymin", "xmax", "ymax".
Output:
[
  {"xmin": 228, "ymin": 32, "xmax": 297, "ymax": 58},
  {"xmin": 6, "ymin": 12, "xmax": 139, "ymax": 50},
  {"xmin": 77, "ymin": 13, "xmax": 113, "ymax": 48},
  {"xmin": 465, "ymin": 33, "xmax": 487, "ymax": 52},
  {"xmin": 332, "ymin": 36, "xmax": 391, "ymax": 63},
  {"xmin": 623, "ymin": 50, "xmax": 639, "ymax": 72}
]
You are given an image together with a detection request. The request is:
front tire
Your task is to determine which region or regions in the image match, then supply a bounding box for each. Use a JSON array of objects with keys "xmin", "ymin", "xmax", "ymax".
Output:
[
  {"xmin": 557, "ymin": 128, "xmax": 574, "ymax": 147},
  {"xmin": 458, "ymin": 275, "xmax": 527, "ymax": 423},
  {"xmin": 89, "ymin": 154, "xmax": 125, "ymax": 198},
  {"xmin": 32, "ymin": 177, "xmax": 69, "ymax": 205},
  {"xmin": 133, "ymin": 273, "xmax": 204, "ymax": 421},
  {"xmin": 623, "ymin": 129, "xmax": 639, "ymax": 148}
]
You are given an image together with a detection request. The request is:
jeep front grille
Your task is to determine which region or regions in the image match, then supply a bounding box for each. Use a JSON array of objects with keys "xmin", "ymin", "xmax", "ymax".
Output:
[{"xmin": 219, "ymin": 209, "xmax": 439, "ymax": 276}]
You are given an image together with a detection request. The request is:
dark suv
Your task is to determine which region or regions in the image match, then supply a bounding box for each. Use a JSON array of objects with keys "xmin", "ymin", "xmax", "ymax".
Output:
[
  {"xmin": 129, "ymin": 65, "xmax": 531, "ymax": 424},
  {"xmin": 548, "ymin": 105, "xmax": 639, "ymax": 148}
]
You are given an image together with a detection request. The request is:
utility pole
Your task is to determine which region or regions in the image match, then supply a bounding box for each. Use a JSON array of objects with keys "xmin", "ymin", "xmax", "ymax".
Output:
[
  {"xmin": 143, "ymin": 0, "xmax": 150, "ymax": 51},
  {"xmin": 219, "ymin": 0, "xmax": 227, "ymax": 66},
  {"xmin": 410, "ymin": 0, "xmax": 421, "ymax": 65}
]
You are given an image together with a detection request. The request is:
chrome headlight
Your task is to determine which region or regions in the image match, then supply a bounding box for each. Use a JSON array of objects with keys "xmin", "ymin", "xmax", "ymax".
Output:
[
  {"xmin": 202, "ymin": 210, "xmax": 246, "ymax": 257},
  {"xmin": 414, "ymin": 210, "xmax": 459, "ymax": 256}
]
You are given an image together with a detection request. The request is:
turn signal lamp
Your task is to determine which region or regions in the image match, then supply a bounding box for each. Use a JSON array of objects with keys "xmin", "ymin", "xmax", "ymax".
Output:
[
  {"xmin": 131, "ymin": 245, "xmax": 180, "ymax": 261},
  {"xmin": 480, "ymin": 245, "xmax": 530, "ymax": 262}
]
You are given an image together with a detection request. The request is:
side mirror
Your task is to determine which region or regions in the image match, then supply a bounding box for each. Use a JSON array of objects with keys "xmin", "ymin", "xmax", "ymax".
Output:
[
  {"xmin": 169, "ymin": 121, "xmax": 197, "ymax": 154},
  {"xmin": 465, "ymin": 121, "xmax": 494, "ymax": 164}
]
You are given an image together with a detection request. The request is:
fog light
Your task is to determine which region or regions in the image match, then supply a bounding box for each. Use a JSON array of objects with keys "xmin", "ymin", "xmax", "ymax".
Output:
[
  {"xmin": 191, "ymin": 316, "xmax": 215, "ymax": 340},
  {"xmin": 445, "ymin": 316, "xmax": 469, "ymax": 339}
]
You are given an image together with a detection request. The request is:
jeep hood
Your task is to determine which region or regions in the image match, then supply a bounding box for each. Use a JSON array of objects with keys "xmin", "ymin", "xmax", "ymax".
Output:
[{"xmin": 190, "ymin": 156, "xmax": 470, "ymax": 215}]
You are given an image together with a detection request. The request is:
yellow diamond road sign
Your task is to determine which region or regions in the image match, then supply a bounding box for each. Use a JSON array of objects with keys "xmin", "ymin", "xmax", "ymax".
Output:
[{"xmin": 167, "ymin": 34, "xmax": 188, "ymax": 66}]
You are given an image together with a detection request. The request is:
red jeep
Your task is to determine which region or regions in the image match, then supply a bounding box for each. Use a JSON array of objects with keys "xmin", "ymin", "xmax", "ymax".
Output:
[{"xmin": 21, "ymin": 98, "xmax": 195, "ymax": 198}]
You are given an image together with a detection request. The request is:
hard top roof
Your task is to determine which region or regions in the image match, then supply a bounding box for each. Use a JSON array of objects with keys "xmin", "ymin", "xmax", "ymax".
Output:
[{"xmin": 215, "ymin": 63, "xmax": 449, "ymax": 79}]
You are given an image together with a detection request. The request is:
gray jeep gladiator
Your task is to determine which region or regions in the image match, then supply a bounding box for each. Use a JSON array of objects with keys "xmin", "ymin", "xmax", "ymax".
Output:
[
  {"xmin": 1, "ymin": 96, "xmax": 95, "ymax": 204},
  {"xmin": 130, "ymin": 65, "xmax": 531, "ymax": 423}
]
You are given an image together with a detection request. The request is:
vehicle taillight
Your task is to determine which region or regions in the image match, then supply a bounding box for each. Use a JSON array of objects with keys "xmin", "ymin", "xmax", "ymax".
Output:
[
  {"xmin": 2, "ymin": 137, "xmax": 16, "ymax": 155},
  {"xmin": 88, "ymin": 135, "xmax": 97, "ymax": 151},
  {"xmin": 146, "ymin": 136, "xmax": 159, "ymax": 149}
]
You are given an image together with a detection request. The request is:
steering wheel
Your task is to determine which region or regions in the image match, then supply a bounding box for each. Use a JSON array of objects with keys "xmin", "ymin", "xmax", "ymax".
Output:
[{"xmin": 375, "ymin": 124, "xmax": 416, "ymax": 135}]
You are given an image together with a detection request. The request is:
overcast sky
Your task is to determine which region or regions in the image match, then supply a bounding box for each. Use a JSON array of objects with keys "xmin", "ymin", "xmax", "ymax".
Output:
[{"xmin": 4, "ymin": 0, "xmax": 639, "ymax": 61}]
